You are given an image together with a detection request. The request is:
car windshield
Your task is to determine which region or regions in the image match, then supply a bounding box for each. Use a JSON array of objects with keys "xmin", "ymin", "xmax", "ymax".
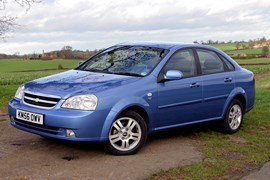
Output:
[{"xmin": 77, "ymin": 46, "xmax": 168, "ymax": 77}]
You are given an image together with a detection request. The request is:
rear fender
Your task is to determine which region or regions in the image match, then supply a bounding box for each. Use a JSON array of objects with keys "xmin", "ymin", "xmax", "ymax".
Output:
[{"xmin": 221, "ymin": 87, "xmax": 247, "ymax": 118}]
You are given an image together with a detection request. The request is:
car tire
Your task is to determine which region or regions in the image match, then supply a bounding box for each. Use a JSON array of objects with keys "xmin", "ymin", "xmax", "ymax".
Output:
[
  {"xmin": 105, "ymin": 111, "xmax": 147, "ymax": 155},
  {"xmin": 222, "ymin": 99, "xmax": 244, "ymax": 134}
]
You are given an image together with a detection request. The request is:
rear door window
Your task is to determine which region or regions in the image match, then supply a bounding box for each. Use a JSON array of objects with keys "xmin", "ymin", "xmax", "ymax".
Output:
[{"xmin": 197, "ymin": 49, "xmax": 225, "ymax": 75}]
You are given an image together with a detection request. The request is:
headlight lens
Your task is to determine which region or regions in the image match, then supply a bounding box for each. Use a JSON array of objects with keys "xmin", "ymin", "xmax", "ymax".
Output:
[
  {"xmin": 15, "ymin": 85, "xmax": 25, "ymax": 99},
  {"xmin": 62, "ymin": 94, "xmax": 98, "ymax": 111}
]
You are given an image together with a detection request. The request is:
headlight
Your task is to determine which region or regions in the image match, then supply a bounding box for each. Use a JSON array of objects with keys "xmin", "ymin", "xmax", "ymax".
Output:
[
  {"xmin": 62, "ymin": 94, "xmax": 98, "ymax": 111},
  {"xmin": 15, "ymin": 85, "xmax": 25, "ymax": 99}
]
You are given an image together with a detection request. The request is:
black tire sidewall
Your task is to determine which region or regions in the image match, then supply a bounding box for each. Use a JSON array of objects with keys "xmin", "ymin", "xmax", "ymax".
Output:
[{"xmin": 106, "ymin": 111, "xmax": 147, "ymax": 155}]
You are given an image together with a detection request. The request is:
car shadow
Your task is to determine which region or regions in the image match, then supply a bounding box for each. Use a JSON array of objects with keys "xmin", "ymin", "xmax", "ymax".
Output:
[
  {"xmin": 148, "ymin": 121, "xmax": 222, "ymax": 141},
  {"xmin": 40, "ymin": 120, "xmax": 223, "ymax": 155}
]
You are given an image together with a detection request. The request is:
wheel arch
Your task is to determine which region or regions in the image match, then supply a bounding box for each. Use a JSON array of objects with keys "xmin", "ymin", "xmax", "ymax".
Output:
[
  {"xmin": 117, "ymin": 106, "xmax": 149, "ymax": 130},
  {"xmin": 100, "ymin": 97, "xmax": 152, "ymax": 141},
  {"xmin": 222, "ymin": 87, "xmax": 247, "ymax": 118}
]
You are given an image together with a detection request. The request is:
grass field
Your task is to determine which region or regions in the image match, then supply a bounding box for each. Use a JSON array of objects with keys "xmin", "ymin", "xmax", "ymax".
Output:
[
  {"xmin": 209, "ymin": 43, "xmax": 263, "ymax": 55},
  {"xmin": 209, "ymin": 43, "xmax": 240, "ymax": 51},
  {"xmin": 0, "ymin": 59, "xmax": 81, "ymax": 109},
  {"xmin": 0, "ymin": 59, "xmax": 81, "ymax": 72},
  {"xmin": 226, "ymin": 48, "xmax": 263, "ymax": 55},
  {"xmin": 235, "ymin": 58, "xmax": 270, "ymax": 65}
]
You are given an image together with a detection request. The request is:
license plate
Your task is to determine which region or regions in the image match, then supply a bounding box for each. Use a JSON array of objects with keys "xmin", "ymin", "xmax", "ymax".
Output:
[{"xmin": 16, "ymin": 109, "xmax": 44, "ymax": 125}]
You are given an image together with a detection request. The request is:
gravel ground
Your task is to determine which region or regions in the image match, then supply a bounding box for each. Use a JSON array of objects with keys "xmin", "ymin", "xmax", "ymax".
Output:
[{"xmin": 0, "ymin": 117, "xmax": 201, "ymax": 179}]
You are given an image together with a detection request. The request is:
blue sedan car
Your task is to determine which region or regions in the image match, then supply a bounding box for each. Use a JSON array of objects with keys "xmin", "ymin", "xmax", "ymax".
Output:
[{"xmin": 9, "ymin": 42, "xmax": 255, "ymax": 155}]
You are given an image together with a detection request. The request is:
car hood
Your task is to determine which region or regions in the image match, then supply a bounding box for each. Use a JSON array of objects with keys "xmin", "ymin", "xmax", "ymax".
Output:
[{"xmin": 24, "ymin": 70, "xmax": 141, "ymax": 99}]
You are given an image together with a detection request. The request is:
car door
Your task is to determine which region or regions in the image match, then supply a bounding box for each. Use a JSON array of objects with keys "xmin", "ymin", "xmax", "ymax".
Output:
[
  {"xmin": 157, "ymin": 49, "xmax": 203, "ymax": 129},
  {"xmin": 196, "ymin": 49, "xmax": 235, "ymax": 119}
]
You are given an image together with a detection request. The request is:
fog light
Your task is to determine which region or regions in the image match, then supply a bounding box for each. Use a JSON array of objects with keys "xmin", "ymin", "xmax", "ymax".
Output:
[
  {"xmin": 66, "ymin": 129, "xmax": 76, "ymax": 137},
  {"xmin": 10, "ymin": 116, "xmax": 15, "ymax": 123}
]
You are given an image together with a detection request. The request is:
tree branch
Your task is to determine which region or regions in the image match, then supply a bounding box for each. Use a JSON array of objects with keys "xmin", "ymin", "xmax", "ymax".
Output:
[
  {"xmin": 0, "ymin": 16, "xmax": 17, "ymax": 39},
  {"xmin": 0, "ymin": 0, "xmax": 41, "ymax": 39},
  {"xmin": 14, "ymin": 0, "xmax": 42, "ymax": 11}
]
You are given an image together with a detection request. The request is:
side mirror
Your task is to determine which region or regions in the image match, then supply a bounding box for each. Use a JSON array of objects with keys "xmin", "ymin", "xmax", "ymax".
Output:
[
  {"xmin": 164, "ymin": 70, "xmax": 183, "ymax": 80},
  {"xmin": 77, "ymin": 61, "xmax": 84, "ymax": 68}
]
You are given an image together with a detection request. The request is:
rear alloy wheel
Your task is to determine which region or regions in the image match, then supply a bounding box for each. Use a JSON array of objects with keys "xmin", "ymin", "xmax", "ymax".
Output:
[
  {"xmin": 106, "ymin": 111, "xmax": 147, "ymax": 155},
  {"xmin": 222, "ymin": 99, "xmax": 244, "ymax": 134}
]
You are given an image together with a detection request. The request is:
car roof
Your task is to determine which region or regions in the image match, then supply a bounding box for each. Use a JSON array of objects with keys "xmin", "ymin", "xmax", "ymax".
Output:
[
  {"xmin": 117, "ymin": 41, "xmax": 206, "ymax": 50},
  {"xmin": 115, "ymin": 41, "xmax": 240, "ymax": 68}
]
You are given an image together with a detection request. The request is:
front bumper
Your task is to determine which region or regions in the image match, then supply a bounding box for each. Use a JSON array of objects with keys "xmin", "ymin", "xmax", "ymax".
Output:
[{"xmin": 8, "ymin": 98, "xmax": 109, "ymax": 142}]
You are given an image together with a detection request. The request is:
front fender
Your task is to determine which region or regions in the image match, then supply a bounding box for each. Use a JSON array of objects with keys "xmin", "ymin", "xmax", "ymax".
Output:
[
  {"xmin": 221, "ymin": 87, "xmax": 247, "ymax": 118},
  {"xmin": 100, "ymin": 96, "xmax": 152, "ymax": 141}
]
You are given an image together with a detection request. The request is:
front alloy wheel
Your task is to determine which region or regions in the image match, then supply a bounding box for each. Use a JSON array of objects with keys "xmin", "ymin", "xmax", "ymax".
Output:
[{"xmin": 106, "ymin": 111, "xmax": 147, "ymax": 155}]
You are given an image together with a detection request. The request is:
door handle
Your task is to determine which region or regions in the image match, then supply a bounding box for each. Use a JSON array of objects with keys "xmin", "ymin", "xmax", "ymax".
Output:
[
  {"xmin": 190, "ymin": 82, "xmax": 200, "ymax": 88},
  {"xmin": 224, "ymin": 77, "xmax": 233, "ymax": 83}
]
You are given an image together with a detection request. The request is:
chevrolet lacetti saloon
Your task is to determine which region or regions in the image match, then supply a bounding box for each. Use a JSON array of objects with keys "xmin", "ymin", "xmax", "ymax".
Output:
[{"xmin": 9, "ymin": 42, "xmax": 255, "ymax": 155}]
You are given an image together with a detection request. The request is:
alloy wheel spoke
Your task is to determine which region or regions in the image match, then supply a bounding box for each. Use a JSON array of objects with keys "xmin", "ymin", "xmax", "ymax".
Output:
[
  {"xmin": 126, "ymin": 119, "xmax": 133, "ymax": 129},
  {"xmin": 229, "ymin": 113, "xmax": 234, "ymax": 119},
  {"xmin": 121, "ymin": 140, "xmax": 129, "ymax": 149},
  {"xmin": 113, "ymin": 123, "xmax": 121, "ymax": 131},
  {"xmin": 130, "ymin": 121, "xmax": 137, "ymax": 130},
  {"xmin": 232, "ymin": 106, "xmax": 237, "ymax": 113},
  {"xmin": 111, "ymin": 137, "xmax": 121, "ymax": 143},
  {"xmin": 131, "ymin": 132, "xmax": 140, "ymax": 137},
  {"xmin": 129, "ymin": 136, "xmax": 139, "ymax": 141},
  {"xmin": 117, "ymin": 120, "xmax": 124, "ymax": 129},
  {"xmin": 110, "ymin": 134, "xmax": 119, "ymax": 140}
]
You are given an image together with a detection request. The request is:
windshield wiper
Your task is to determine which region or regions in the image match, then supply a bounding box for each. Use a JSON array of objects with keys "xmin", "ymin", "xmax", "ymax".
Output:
[{"xmin": 113, "ymin": 72, "xmax": 143, "ymax": 77}]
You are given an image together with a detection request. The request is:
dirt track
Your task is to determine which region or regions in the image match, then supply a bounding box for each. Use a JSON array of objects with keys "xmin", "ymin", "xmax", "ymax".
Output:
[{"xmin": 0, "ymin": 116, "xmax": 201, "ymax": 179}]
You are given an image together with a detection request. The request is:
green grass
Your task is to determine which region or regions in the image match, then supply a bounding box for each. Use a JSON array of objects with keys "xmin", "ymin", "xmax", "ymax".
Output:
[
  {"xmin": 0, "ymin": 59, "xmax": 81, "ymax": 73},
  {"xmin": 236, "ymin": 58, "xmax": 270, "ymax": 65},
  {"xmin": 0, "ymin": 85, "xmax": 19, "ymax": 109},
  {"xmin": 209, "ymin": 43, "xmax": 263, "ymax": 57},
  {"xmin": 0, "ymin": 71, "xmax": 64, "ymax": 110},
  {"xmin": 226, "ymin": 48, "xmax": 263, "ymax": 55},
  {"xmin": 0, "ymin": 59, "xmax": 79, "ymax": 110},
  {"xmin": 0, "ymin": 70, "xmax": 64, "ymax": 85},
  {"xmin": 209, "ymin": 43, "xmax": 241, "ymax": 51},
  {"xmin": 242, "ymin": 65, "xmax": 270, "ymax": 74}
]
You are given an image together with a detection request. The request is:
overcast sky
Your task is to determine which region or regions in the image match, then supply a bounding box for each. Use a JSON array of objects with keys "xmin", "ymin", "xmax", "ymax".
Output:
[{"xmin": 1, "ymin": 0, "xmax": 270, "ymax": 55}]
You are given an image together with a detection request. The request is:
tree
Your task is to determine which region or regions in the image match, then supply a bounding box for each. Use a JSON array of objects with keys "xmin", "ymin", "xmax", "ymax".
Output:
[
  {"xmin": 0, "ymin": 0, "xmax": 41, "ymax": 39},
  {"xmin": 235, "ymin": 42, "xmax": 241, "ymax": 50},
  {"xmin": 241, "ymin": 44, "xmax": 247, "ymax": 49},
  {"xmin": 61, "ymin": 46, "xmax": 73, "ymax": 52},
  {"xmin": 61, "ymin": 45, "xmax": 73, "ymax": 59},
  {"xmin": 262, "ymin": 46, "xmax": 270, "ymax": 57},
  {"xmin": 248, "ymin": 40, "xmax": 255, "ymax": 49}
]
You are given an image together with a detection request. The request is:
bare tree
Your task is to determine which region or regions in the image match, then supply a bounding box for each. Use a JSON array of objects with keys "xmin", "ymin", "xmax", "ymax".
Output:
[{"xmin": 0, "ymin": 0, "xmax": 41, "ymax": 39}]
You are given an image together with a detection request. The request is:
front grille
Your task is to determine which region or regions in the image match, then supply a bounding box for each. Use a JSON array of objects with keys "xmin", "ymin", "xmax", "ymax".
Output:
[{"xmin": 24, "ymin": 92, "xmax": 61, "ymax": 108}]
